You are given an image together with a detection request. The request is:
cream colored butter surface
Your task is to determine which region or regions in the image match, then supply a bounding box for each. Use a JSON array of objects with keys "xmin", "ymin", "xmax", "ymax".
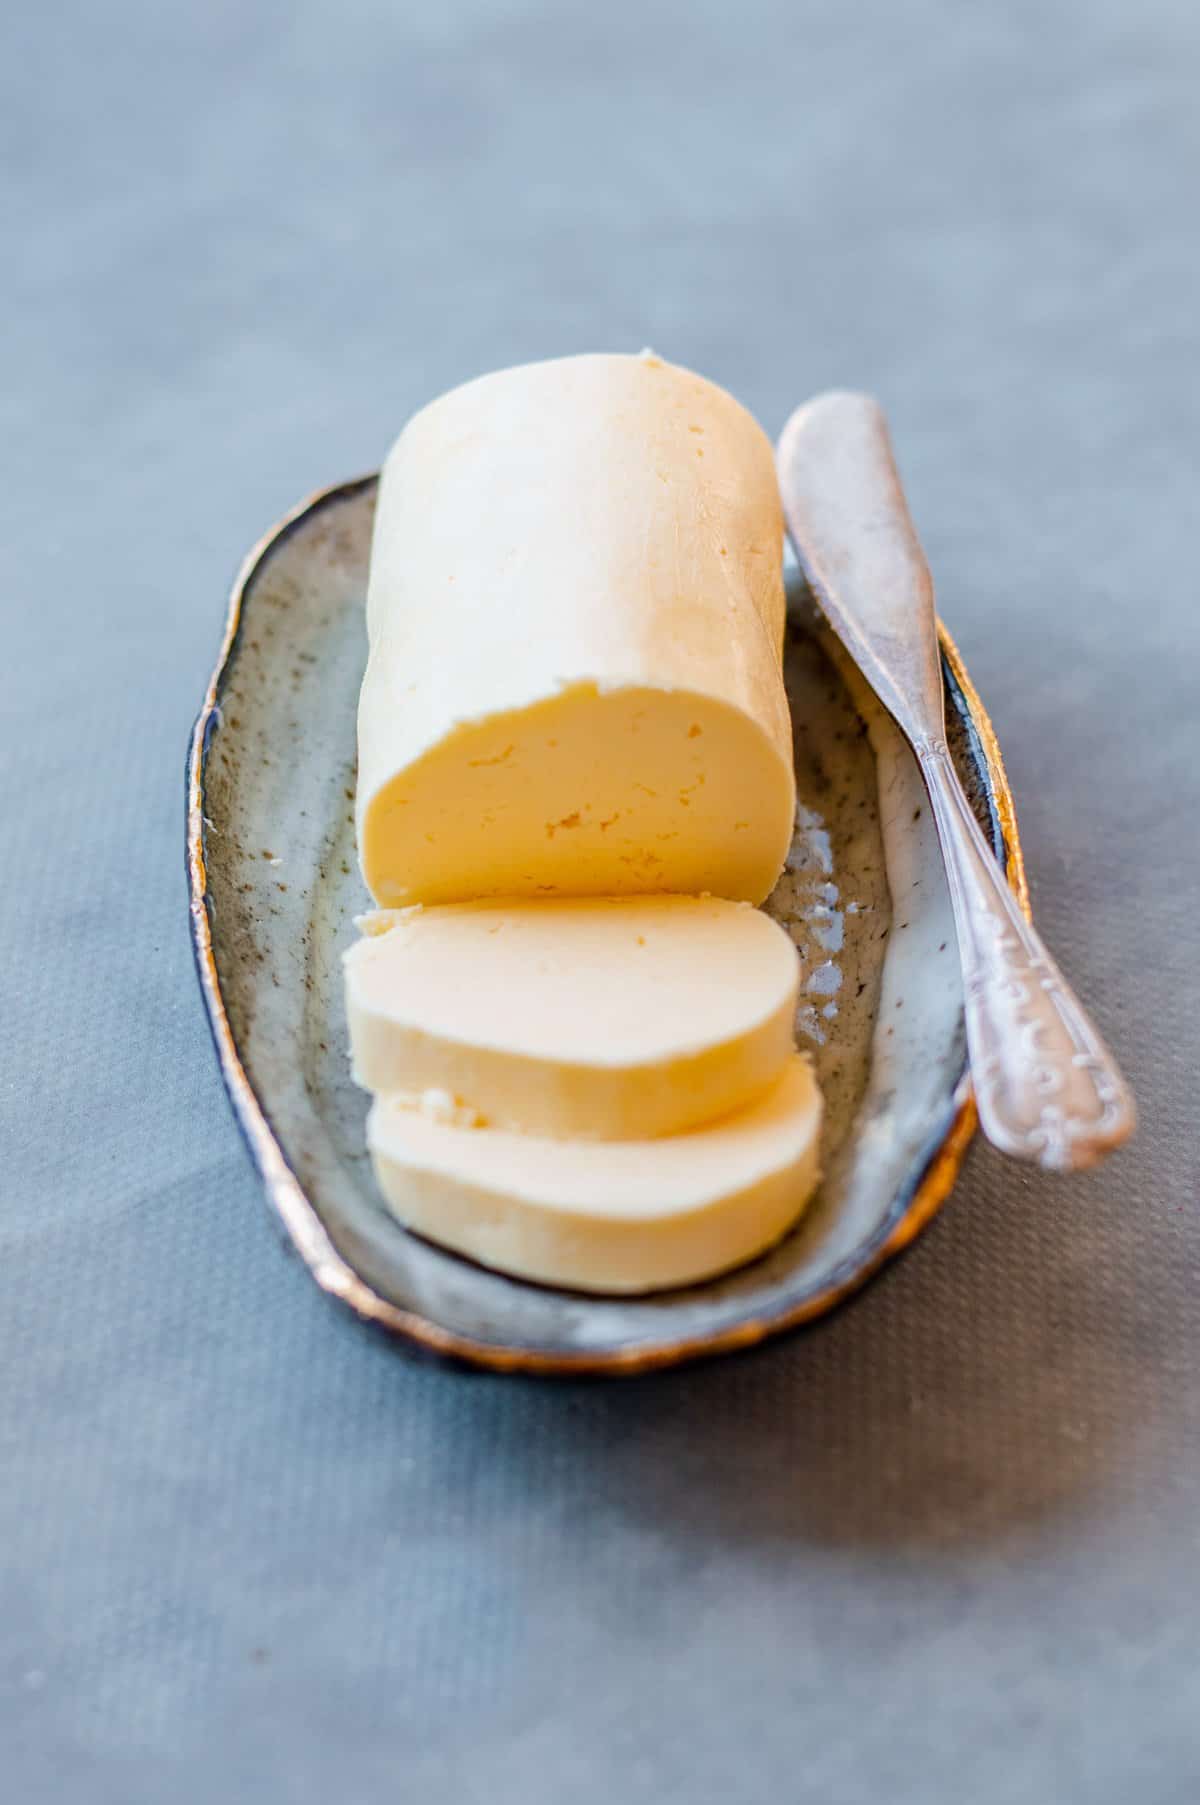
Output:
[
  {"xmin": 345, "ymin": 896, "xmax": 801, "ymax": 1141},
  {"xmin": 367, "ymin": 1055, "xmax": 822, "ymax": 1294},
  {"xmin": 357, "ymin": 352, "xmax": 795, "ymax": 907}
]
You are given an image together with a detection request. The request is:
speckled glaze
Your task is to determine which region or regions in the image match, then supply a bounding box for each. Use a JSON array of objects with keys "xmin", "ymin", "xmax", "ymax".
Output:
[{"xmin": 188, "ymin": 478, "xmax": 1027, "ymax": 1374}]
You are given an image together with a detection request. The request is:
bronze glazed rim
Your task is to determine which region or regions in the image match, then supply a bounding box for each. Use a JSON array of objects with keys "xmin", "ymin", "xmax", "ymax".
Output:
[{"xmin": 187, "ymin": 476, "xmax": 1030, "ymax": 1378}]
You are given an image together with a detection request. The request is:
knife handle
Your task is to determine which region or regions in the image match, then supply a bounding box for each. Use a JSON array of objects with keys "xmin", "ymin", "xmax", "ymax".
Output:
[{"xmin": 915, "ymin": 737, "xmax": 1135, "ymax": 1170}]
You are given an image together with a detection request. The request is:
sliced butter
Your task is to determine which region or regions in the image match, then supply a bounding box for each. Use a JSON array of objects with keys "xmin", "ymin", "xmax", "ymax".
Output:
[
  {"xmin": 357, "ymin": 352, "xmax": 795, "ymax": 908},
  {"xmin": 345, "ymin": 896, "xmax": 801, "ymax": 1142},
  {"xmin": 367, "ymin": 1055, "xmax": 822, "ymax": 1294}
]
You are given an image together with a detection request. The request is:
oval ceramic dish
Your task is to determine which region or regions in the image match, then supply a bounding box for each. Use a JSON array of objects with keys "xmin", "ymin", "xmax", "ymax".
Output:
[{"xmin": 188, "ymin": 477, "xmax": 1027, "ymax": 1374}]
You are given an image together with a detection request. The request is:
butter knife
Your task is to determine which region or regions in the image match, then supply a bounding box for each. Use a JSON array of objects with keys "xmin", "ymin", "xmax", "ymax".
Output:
[{"xmin": 777, "ymin": 391, "xmax": 1135, "ymax": 1171}]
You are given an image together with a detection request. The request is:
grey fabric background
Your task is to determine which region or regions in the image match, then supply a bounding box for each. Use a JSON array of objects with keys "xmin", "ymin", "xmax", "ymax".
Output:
[{"xmin": 3, "ymin": 1, "xmax": 1198, "ymax": 1798}]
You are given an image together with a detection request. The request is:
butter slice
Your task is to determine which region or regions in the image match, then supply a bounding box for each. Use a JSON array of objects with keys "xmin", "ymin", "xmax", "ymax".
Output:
[
  {"xmin": 345, "ymin": 896, "xmax": 801, "ymax": 1142},
  {"xmin": 357, "ymin": 352, "xmax": 795, "ymax": 908},
  {"xmin": 367, "ymin": 1055, "xmax": 822, "ymax": 1294}
]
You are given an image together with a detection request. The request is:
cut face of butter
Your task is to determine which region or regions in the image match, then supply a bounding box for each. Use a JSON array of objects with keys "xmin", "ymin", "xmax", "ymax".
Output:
[
  {"xmin": 367, "ymin": 1055, "xmax": 822, "ymax": 1295},
  {"xmin": 357, "ymin": 352, "xmax": 795, "ymax": 907},
  {"xmin": 345, "ymin": 896, "xmax": 801, "ymax": 1142}
]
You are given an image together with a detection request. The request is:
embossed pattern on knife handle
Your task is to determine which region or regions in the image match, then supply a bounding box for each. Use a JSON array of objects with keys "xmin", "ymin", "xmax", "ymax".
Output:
[
  {"xmin": 916, "ymin": 738, "xmax": 1135, "ymax": 1170},
  {"xmin": 777, "ymin": 389, "xmax": 1135, "ymax": 1172}
]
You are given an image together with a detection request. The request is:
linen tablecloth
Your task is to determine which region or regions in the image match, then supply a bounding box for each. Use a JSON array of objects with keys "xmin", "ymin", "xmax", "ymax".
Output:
[{"xmin": 4, "ymin": 2, "xmax": 1198, "ymax": 1797}]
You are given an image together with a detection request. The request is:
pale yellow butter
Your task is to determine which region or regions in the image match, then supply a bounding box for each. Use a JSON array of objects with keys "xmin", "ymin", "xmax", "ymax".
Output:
[
  {"xmin": 367, "ymin": 1055, "xmax": 822, "ymax": 1294},
  {"xmin": 344, "ymin": 896, "xmax": 801, "ymax": 1142},
  {"xmin": 356, "ymin": 352, "xmax": 795, "ymax": 908}
]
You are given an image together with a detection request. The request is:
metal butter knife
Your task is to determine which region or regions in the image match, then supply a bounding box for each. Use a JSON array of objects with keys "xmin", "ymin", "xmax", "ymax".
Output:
[{"xmin": 777, "ymin": 391, "xmax": 1135, "ymax": 1172}]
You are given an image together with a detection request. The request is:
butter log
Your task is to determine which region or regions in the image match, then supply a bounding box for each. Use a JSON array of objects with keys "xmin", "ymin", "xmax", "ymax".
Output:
[
  {"xmin": 345, "ymin": 896, "xmax": 801, "ymax": 1142},
  {"xmin": 367, "ymin": 1055, "xmax": 822, "ymax": 1294},
  {"xmin": 357, "ymin": 353, "xmax": 795, "ymax": 907}
]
